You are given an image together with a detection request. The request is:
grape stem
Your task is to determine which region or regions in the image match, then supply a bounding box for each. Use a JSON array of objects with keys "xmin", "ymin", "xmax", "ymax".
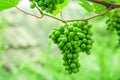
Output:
[
  {"xmin": 15, "ymin": 5, "xmax": 110, "ymax": 24},
  {"xmin": 15, "ymin": 6, "xmax": 44, "ymax": 19},
  {"xmin": 87, "ymin": 0, "xmax": 120, "ymax": 9}
]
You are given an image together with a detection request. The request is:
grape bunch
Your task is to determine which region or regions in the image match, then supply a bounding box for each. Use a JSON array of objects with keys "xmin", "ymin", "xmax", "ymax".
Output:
[
  {"xmin": 29, "ymin": 0, "xmax": 64, "ymax": 13},
  {"xmin": 106, "ymin": 13, "xmax": 120, "ymax": 44},
  {"xmin": 49, "ymin": 21, "xmax": 94, "ymax": 74}
]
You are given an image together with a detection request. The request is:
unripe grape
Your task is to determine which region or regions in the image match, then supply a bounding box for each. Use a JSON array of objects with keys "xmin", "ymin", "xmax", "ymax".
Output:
[
  {"xmin": 69, "ymin": 32, "xmax": 74, "ymax": 37},
  {"xmin": 49, "ymin": 21, "xmax": 93, "ymax": 74},
  {"xmin": 81, "ymin": 44, "xmax": 86, "ymax": 49},
  {"xmin": 86, "ymin": 45, "xmax": 92, "ymax": 50},
  {"xmin": 38, "ymin": 1, "xmax": 44, "ymax": 6},
  {"xmin": 30, "ymin": 3, "xmax": 36, "ymax": 9},
  {"xmin": 73, "ymin": 27, "xmax": 79, "ymax": 32},
  {"xmin": 72, "ymin": 54, "xmax": 79, "ymax": 58},
  {"xmin": 65, "ymin": 66, "xmax": 70, "ymax": 70},
  {"xmin": 71, "ymin": 63, "xmax": 76, "ymax": 68},
  {"xmin": 83, "ymin": 38, "xmax": 87, "ymax": 43},
  {"xmin": 68, "ymin": 26, "xmax": 74, "ymax": 31},
  {"xmin": 67, "ymin": 54, "xmax": 72, "ymax": 59},
  {"xmin": 74, "ymin": 36, "xmax": 79, "ymax": 41},
  {"xmin": 77, "ymin": 33, "xmax": 85, "ymax": 39},
  {"xmin": 62, "ymin": 37, "xmax": 67, "ymax": 43},
  {"xmin": 83, "ymin": 25, "xmax": 88, "ymax": 30},
  {"xmin": 63, "ymin": 61, "xmax": 69, "ymax": 66},
  {"xmin": 72, "ymin": 58, "xmax": 78, "ymax": 63}
]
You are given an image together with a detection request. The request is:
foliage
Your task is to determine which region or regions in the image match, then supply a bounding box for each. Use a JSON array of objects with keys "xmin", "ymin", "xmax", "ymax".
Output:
[
  {"xmin": 0, "ymin": 0, "xmax": 20, "ymax": 11},
  {"xmin": 0, "ymin": 0, "xmax": 120, "ymax": 79}
]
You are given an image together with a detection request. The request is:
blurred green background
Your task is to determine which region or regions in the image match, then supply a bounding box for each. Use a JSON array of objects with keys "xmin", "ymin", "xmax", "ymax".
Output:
[{"xmin": 0, "ymin": 0, "xmax": 120, "ymax": 80}]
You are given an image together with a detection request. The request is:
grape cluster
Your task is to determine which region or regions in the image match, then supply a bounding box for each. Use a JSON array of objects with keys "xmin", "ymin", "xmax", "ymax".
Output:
[
  {"xmin": 29, "ymin": 0, "xmax": 64, "ymax": 13},
  {"xmin": 106, "ymin": 13, "xmax": 120, "ymax": 44},
  {"xmin": 49, "ymin": 21, "xmax": 94, "ymax": 74}
]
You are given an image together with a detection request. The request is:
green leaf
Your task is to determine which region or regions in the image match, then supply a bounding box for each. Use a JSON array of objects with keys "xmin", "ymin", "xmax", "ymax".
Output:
[
  {"xmin": 91, "ymin": 3, "xmax": 107, "ymax": 14},
  {"xmin": 79, "ymin": 0, "xmax": 93, "ymax": 12},
  {"xmin": 52, "ymin": 0, "xmax": 68, "ymax": 16},
  {"xmin": 0, "ymin": 0, "xmax": 20, "ymax": 11}
]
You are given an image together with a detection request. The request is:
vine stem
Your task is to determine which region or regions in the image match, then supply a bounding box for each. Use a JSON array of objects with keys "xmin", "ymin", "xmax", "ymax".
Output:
[
  {"xmin": 65, "ymin": 8, "xmax": 110, "ymax": 22},
  {"xmin": 87, "ymin": 0, "xmax": 120, "ymax": 9},
  {"xmin": 15, "ymin": 6, "xmax": 44, "ymax": 18},
  {"xmin": 15, "ymin": 6, "xmax": 110, "ymax": 24}
]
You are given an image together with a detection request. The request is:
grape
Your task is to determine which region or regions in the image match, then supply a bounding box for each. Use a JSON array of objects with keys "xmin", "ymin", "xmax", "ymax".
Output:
[
  {"xmin": 77, "ymin": 33, "xmax": 85, "ymax": 39},
  {"xmin": 71, "ymin": 63, "xmax": 76, "ymax": 68},
  {"xmin": 106, "ymin": 12, "xmax": 120, "ymax": 45},
  {"xmin": 30, "ymin": 3, "xmax": 36, "ymax": 9},
  {"xmin": 29, "ymin": 0, "xmax": 65, "ymax": 14},
  {"xmin": 49, "ymin": 21, "xmax": 93, "ymax": 74}
]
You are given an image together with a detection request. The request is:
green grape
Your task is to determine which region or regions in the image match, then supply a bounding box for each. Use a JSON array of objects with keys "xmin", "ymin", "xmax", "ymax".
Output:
[
  {"xmin": 74, "ymin": 36, "xmax": 79, "ymax": 41},
  {"xmin": 81, "ymin": 44, "xmax": 86, "ymax": 49},
  {"xmin": 64, "ymin": 30, "xmax": 69, "ymax": 35},
  {"xmin": 71, "ymin": 63, "xmax": 76, "ymax": 68},
  {"xmin": 58, "ymin": 42, "xmax": 64, "ymax": 49},
  {"xmin": 74, "ymin": 48, "xmax": 80, "ymax": 53},
  {"xmin": 55, "ymin": 31, "xmax": 61, "ymax": 36},
  {"xmin": 62, "ymin": 37, "xmax": 67, "ymax": 43},
  {"xmin": 83, "ymin": 25, "xmax": 88, "ymax": 30},
  {"xmin": 82, "ymin": 38, "xmax": 87, "ymax": 43},
  {"xmin": 77, "ymin": 33, "xmax": 85, "ymax": 39},
  {"xmin": 59, "ymin": 26, "xmax": 65, "ymax": 32},
  {"xmin": 38, "ymin": 1, "xmax": 44, "ymax": 6},
  {"xmin": 72, "ymin": 54, "xmax": 78, "ymax": 58},
  {"xmin": 68, "ymin": 25, "xmax": 74, "ymax": 31},
  {"xmin": 29, "ymin": 0, "xmax": 64, "ymax": 14},
  {"xmin": 87, "ymin": 24, "xmax": 92, "ymax": 28},
  {"xmin": 67, "ymin": 54, "xmax": 72, "ymax": 59},
  {"xmin": 80, "ymin": 21, "xmax": 87, "ymax": 26},
  {"xmin": 86, "ymin": 45, "xmax": 92, "ymax": 50},
  {"xmin": 63, "ymin": 61, "xmax": 69, "ymax": 66},
  {"xmin": 82, "ymin": 30, "xmax": 87, "ymax": 34},
  {"xmin": 86, "ymin": 51, "xmax": 91, "ymax": 55},
  {"xmin": 66, "ymin": 43, "xmax": 71, "ymax": 48},
  {"xmin": 30, "ymin": 3, "xmax": 36, "ymax": 9},
  {"xmin": 87, "ymin": 40, "xmax": 92, "ymax": 45},
  {"xmin": 62, "ymin": 56, "xmax": 67, "ymax": 61},
  {"xmin": 73, "ymin": 27, "xmax": 79, "ymax": 32},
  {"xmin": 45, "ymin": 0, "xmax": 51, "ymax": 4},
  {"xmin": 69, "ymin": 32, "xmax": 74, "ymax": 37},
  {"xmin": 49, "ymin": 21, "xmax": 93, "ymax": 74},
  {"xmin": 65, "ymin": 66, "xmax": 70, "ymax": 70},
  {"xmin": 72, "ymin": 59, "xmax": 78, "ymax": 63},
  {"xmin": 86, "ymin": 35, "xmax": 91, "ymax": 39},
  {"xmin": 72, "ymin": 68, "xmax": 79, "ymax": 73},
  {"xmin": 64, "ymin": 50, "xmax": 70, "ymax": 54},
  {"xmin": 78, "ymin": 40, "xmax": 82, "ymax": 45}
]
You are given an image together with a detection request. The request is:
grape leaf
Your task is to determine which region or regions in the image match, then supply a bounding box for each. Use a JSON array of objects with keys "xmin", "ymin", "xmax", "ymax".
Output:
[
  {"xmin": 91, "ymin": 3, "xmax": 107, "ymax": 14},
  {"xmin": 52, "ymin": 0, "xmax": 68, "ymax": 16},
  {"xmin": 0, "ymin": 0, "xmax": 20, "ymax": 11},
  {"xmin": 79, "ymin": 0, "xmax": 93, "ymax": 12}
]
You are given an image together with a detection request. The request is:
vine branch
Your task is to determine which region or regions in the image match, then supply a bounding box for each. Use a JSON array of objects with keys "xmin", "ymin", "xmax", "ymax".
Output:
[
  {"xmin": 87, "ymin": 0, "xmax": 120, "ymax": 9},
  {"xmin": 16, "ymin": 6, "xmax": 110, "ymax": 23},
  {"xmin": 15, "ymin": 6, "xmax": 43, "ymax": 18}
]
